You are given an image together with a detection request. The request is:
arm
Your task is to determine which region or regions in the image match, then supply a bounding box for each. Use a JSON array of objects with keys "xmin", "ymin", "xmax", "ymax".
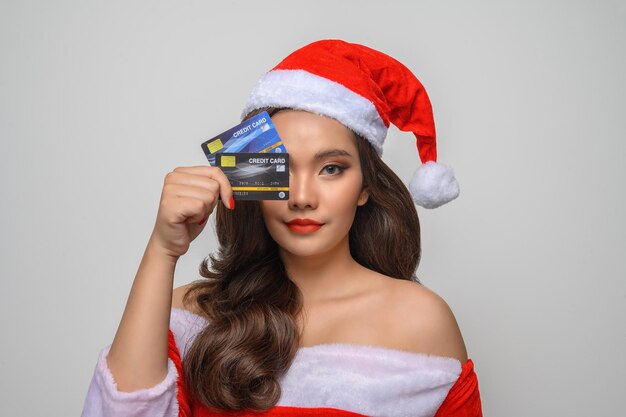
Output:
[
  {"xmin": 80, "ymin": 166, "xmax": 232, "ymax": 416},
  {"xmin": 106, "ymin": 239, "xmax": 178, "ymax": 392},
  {"xmin": 80, "ymin": 241, "xmax": 179, "ymax": 417}
]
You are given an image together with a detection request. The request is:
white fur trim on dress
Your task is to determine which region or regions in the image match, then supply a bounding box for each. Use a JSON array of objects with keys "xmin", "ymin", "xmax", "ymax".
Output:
[
  {"xmin": 241, "ymin": 69, "xmax": 388, "ymax": 155},
  {"xmin": 80, "ymin": 344, "xmax": 180, "ymax": 417},
  {"xmin": 409, "ymin": 161, "xmax": 460, "ymax": 209},
  {"xmin": 82, "ymin": 308, "xmax": 463, "ymax": 417}
]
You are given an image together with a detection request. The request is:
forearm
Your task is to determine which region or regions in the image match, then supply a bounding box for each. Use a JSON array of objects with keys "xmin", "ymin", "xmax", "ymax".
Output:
[{"xmin": 106, "ymin": 235, "xmax": 179, "ymax": 392}]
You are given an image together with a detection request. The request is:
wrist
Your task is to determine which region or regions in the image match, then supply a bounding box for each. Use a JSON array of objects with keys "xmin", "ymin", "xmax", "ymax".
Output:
[{"xmin": 145, "ymin": 235, "xmax": 180, "ymax": 265}]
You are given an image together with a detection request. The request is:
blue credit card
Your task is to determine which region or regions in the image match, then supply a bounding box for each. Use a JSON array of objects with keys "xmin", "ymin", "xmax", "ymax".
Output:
[{"xmin": 201, "ymin": 112, "xmax": 286, "ymax": 166}]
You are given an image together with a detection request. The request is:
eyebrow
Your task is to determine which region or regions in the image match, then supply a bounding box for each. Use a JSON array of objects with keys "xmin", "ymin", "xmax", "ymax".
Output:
[{"xmin": 313, "ymin": 149, "xmax": 354, "ymax": 160}]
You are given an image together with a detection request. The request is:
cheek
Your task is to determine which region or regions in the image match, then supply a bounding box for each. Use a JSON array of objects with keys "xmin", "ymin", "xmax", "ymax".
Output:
[
  {"xmin": 259, "ymin": 201, "xmax": 283, "ymax": 223},
  {"xmin": 259, "ymin": 202, "xmax": 288, "ymax": 244},
  {"xmin": 325, "ymin": 173, "xmax": 364, "ymax": 206}
]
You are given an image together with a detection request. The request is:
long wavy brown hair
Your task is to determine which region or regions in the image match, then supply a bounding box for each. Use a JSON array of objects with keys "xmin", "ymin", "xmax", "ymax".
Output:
[{"xmin": 182, "ymin": 107, "xmax": 422, "ymax": 412}]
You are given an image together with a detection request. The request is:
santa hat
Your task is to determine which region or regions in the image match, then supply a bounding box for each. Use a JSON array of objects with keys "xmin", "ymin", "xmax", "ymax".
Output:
[{"xmin": 241, "ymin": 39, "xmax": 460, "ymax": 209}]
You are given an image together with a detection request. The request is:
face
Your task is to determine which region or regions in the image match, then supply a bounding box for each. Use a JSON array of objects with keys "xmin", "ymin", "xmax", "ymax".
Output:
[{"xmin": 259, "ymin": 110, "xmax": 369, "ymax": 259}]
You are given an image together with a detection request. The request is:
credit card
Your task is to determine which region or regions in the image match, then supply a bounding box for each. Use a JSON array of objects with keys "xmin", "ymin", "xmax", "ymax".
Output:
[
  {"xmin": 201, "ymin": 111, "xmax": 286, "ymax": 166},
  {"xmin": 216, "ymin": 153, "xmax": 289, "ymax": 200}
]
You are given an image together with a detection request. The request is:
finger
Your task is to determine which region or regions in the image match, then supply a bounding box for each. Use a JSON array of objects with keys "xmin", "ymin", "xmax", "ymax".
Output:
[
  {"xmin": 163, "ymin": 183, "xmax": 218, "ymax": 222},
  {"xmin": 165, "ymin": 172, "xmax": 221, "ymax": 195},
  {"xmin": 171, "ymin": 166, "xmax": 233, "ymax": 209}
]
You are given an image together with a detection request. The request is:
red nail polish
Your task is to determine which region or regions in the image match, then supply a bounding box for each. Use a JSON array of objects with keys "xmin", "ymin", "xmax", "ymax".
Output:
[
  {"xmin": 229, "ymin": 196, "xmax": 235, "ymax": 210},
  {"xmin": 198, "ymin": 217, "xmax": 207, "ymax": 225}
]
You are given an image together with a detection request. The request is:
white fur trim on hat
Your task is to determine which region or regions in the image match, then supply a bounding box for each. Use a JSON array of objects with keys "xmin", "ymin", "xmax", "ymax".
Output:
[
  {"xmin": 409, "ymin": 161, "xmax": 460, "ymax": 209},
  {"xmin": 241, "ymin": 69, "xmax": 388, "ymax": 155}
]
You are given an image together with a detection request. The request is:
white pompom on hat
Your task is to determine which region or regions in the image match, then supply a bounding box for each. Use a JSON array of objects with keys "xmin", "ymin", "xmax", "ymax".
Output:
[{"xmin": 241, "ymin": 39, "xmax": 459, "ymax": 209}]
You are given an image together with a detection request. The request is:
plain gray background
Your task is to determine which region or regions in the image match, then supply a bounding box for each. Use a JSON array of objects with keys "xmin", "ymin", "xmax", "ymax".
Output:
[{"xmin": 1, "ymin": 0, "xmax": 624, "ymax": 415}]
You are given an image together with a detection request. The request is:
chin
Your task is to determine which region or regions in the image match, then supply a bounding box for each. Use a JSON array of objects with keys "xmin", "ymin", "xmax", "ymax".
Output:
[
  {"xmin": 277, "ymin": 241, "xmax": 328, "ymax": 258},
  {"xmin": 276, "ymin": 233, "xmax": 349, "ymax": 260}
]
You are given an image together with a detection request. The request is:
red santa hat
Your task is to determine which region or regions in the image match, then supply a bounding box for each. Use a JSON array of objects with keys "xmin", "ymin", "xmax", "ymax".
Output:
[{"xmin": 241, "ymin": 39, "xmax": 460, "ymax": 209}]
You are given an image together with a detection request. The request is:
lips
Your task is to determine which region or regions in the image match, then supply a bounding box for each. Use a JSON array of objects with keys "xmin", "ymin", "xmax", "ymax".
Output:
[{"xmin": 285, "ymin": 218, "xmax": 324, "ymax": 234}]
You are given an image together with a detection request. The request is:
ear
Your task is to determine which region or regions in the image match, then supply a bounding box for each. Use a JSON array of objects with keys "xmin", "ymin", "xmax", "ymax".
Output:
[{"xmin": 357, "ymin": 186, "xmax": 369, "ymax": 206}]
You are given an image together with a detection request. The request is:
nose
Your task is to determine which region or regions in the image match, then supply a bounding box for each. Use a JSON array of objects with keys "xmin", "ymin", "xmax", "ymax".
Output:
[{"xmin": 288, "ymin": 171, "xmax": 318, "ymax": 210}]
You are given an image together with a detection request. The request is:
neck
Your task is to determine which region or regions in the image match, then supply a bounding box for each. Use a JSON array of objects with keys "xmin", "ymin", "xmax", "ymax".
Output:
[{"xmin": 279, "ymin": 234, "xmax": 364, "ymax": 307}]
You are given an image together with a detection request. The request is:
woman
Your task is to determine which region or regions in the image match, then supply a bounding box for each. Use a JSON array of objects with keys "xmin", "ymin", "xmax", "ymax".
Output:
[{"xmin": 81, "ymin": 40, "xmax": 482, "ymax": 417}]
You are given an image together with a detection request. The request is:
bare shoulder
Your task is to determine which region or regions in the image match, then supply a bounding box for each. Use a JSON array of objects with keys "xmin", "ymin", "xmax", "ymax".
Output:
[
  {"xmin": 386, "ymin": 279, "xmax": 468, "ymax": 363},
  {"xmin": 172, "ymin": 282, "xmax": 203, "ymax": 316}
]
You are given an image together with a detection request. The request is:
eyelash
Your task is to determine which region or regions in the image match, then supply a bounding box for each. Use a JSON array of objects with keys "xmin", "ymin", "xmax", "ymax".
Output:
[{"xmin": 320, "ymin": 164, "xmax": 346, "ymax": 176}]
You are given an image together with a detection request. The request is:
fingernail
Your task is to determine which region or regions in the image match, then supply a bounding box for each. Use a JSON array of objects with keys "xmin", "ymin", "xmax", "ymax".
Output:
[
  {"xmin": 198, "ymin": 217, "xmax": 207, "ymax": 225},
  {"xmin": 229, "ymin": 196, "xmax": 235, "ymax": 210}
]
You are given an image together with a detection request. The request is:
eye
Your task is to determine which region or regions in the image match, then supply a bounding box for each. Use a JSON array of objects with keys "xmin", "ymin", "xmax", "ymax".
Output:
[{"xmin": 320, "ymin": 164, "xmax": 345, "ymax": 176}]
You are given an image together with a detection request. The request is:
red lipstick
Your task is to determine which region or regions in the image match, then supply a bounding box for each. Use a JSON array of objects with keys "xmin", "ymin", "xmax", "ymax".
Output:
[{"xmin": 285, "ymin": 218, "xmax": 324, "ymax": 234}]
